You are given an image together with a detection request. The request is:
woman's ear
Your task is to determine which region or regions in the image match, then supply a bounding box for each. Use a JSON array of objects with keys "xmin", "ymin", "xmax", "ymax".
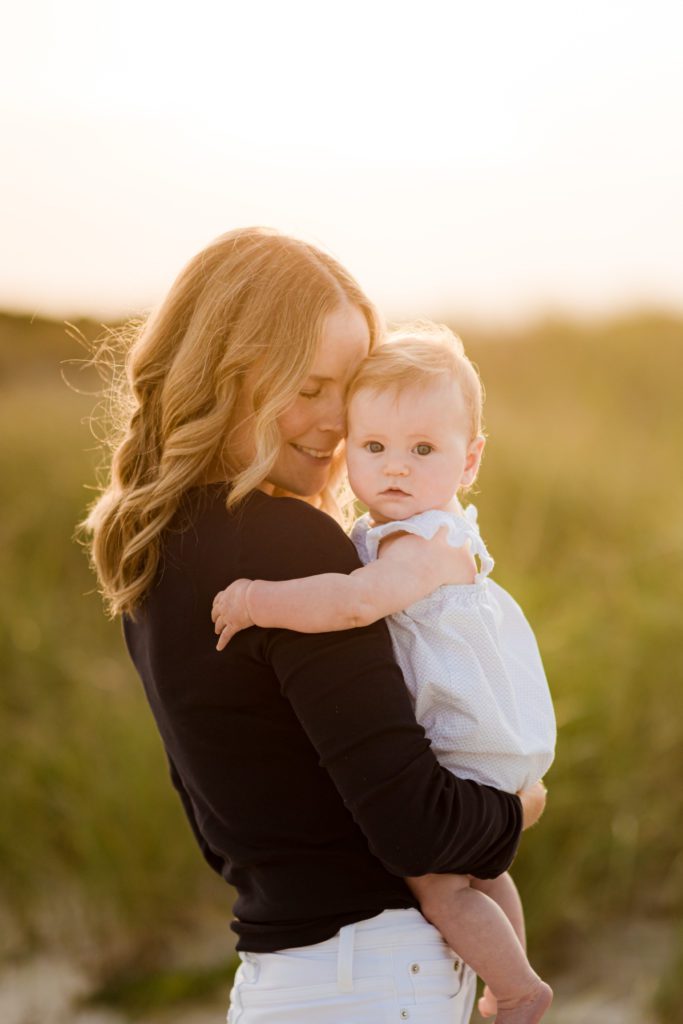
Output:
[{"xmin": 461, "ymin": 435, "xmax": 485, "ymax": 487}]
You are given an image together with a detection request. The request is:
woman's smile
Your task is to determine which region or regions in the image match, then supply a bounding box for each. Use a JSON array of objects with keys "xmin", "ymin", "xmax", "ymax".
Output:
[{"xmin": 291, "ymin": 442, "xmax": 337, "ymax": 462}]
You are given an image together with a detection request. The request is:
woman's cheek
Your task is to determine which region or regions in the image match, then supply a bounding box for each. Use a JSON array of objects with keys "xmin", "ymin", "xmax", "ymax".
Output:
[{"xmin": 277, "ymin": 403, "xmax": 308, "ymax": 443}]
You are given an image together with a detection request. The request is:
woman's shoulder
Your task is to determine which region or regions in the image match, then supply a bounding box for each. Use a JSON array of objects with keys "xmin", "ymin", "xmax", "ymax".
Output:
[
  {"xmin": 242, "ymin": 489, "xmax": 346, "ymax": 540},
  {"xmin": 235, "ymin": 491, "xmax": 361, "ymax": 581},
  {"xmin": 246, "ymin": 489, "xmax": 336, "ymax": 526},
  {"xmin": 181, "ymin": 483, "xmax": 337, "ymax": 532},
  {"xmin": 170, "ymin": 485, "xmax": 351, "ymax": 557},
  {"xmin": 159, "ymin": 485, "xmax": 361, "ymax": 594}
]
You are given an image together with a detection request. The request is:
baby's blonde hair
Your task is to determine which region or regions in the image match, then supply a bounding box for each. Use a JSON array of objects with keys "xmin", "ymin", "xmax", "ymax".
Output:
[
  {"xmin": 347, "ymin": 321, "xmax": 484, "ymax": 440},
  {"xmin": 82, "ymin": 227, "xmax": 380, "ymax": 618}
]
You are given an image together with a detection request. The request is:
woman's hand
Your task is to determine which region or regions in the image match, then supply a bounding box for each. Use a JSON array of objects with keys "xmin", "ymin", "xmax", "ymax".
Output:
[
  {"xmin": 517, "ymin": 780, "xmax": 547, "ymax": 830},
  {"xmin": 212, "ymin": 579, "xmax": 255, "ymax": 650}
]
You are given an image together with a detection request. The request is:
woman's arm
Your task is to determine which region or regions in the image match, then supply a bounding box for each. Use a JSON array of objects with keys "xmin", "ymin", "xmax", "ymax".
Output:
[
  {"xmin": 236, "ymin": 498, "xmax": 522, "ymax": 879},
  {"xmin": 213, "ymin": 529, "xmax": 477, "ymax": 649}
]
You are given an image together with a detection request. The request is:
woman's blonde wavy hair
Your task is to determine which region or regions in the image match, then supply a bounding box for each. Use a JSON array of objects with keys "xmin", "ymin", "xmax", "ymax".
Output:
[{"xmin": 82, "ymin": 227, "xmax": 381, "ymax": 618}]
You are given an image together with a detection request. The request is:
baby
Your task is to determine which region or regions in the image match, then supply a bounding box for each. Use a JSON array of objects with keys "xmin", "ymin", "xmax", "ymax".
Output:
[{"xmin": 212, "ymin": 323, "xmax": 556, "ymax": 1024}]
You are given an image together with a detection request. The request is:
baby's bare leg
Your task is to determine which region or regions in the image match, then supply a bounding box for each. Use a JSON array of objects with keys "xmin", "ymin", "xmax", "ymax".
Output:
[
  {"xmin": 407, "ymin": 873, "xmax": 552, "ymax": 1024},
  {"xmin": 471, "ymin": 873, "xmax": 527, "ymax": 1018},
  {"xmin": 473, "ymin": 872, "xmax": 526, "ymax": 948}
]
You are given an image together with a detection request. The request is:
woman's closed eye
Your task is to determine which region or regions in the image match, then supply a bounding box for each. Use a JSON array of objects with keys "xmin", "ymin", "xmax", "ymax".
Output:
[{"xmin": 299, "ymin": 387, "xmax": 322, "ymax": 400}]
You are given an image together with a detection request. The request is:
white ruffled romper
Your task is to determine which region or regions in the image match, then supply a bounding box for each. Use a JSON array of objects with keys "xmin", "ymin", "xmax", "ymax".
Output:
[{"xmin": 350, "ymin": 506, "xmax": 556, "ymax": 793}]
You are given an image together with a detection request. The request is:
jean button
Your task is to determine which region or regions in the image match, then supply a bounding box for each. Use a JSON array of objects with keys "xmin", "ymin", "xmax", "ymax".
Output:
[
  {"xmin": 400, "ymin": 1011, "xmax": 410, "ymax": 1020},
  {"xmin": 410, "ymin": 962, "xmax": 420, "ymax": 974}
]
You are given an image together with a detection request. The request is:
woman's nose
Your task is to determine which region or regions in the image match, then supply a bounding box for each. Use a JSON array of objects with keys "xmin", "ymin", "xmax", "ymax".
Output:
[{"xmin": 319, "ymin": 394, "xmax": 345, "ymax": 437}]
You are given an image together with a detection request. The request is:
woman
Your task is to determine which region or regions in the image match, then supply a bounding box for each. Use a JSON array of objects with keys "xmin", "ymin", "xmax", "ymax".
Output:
[{"xmin": 84, "ymin": 227, "xmax": 543, "ymax": 1023}]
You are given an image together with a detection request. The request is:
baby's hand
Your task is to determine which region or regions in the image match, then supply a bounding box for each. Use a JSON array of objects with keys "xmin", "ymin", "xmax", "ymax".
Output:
[
  {"xmin": 478, "ymin": 985, "xmax": 497, "ymax": 1019},
  {"xmin": 212, "ymin": 579, "xmax": 254, "ymax": 650}
]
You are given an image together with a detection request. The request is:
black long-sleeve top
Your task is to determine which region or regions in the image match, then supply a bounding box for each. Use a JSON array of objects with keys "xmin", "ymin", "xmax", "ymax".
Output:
[{"xmin": 123, "ymin": 484, "xmax": 522, "ymax": 952}]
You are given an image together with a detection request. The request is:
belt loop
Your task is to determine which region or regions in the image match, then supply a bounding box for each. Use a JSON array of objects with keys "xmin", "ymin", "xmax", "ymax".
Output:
[
  {"xmin": 337, "ymin": 922, "xmax": 356, "ymax": 993},
  {"xmin": 241, "ymin": 951, "xmax": 259, "ymax": 984}
]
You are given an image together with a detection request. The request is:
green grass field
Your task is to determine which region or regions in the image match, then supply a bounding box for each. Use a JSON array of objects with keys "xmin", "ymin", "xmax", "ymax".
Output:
[{"xmin": 1, "ymin": 311, "xmax": 681, "ymax": 1014}]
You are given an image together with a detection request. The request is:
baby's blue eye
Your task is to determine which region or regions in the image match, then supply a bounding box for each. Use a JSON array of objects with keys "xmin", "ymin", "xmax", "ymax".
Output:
[
  {"xmin": 366, "ymin": 441, "xmax": 384, "ymax": 453},
  {"xmin": 414, "ymin": 444, "xmax": 433, "ymax": 456}
]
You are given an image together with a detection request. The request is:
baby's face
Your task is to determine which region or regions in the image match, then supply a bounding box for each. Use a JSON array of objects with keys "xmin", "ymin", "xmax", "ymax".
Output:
[{"xmin": 345, "ymin": 378, "xmax": 484, "ymax": 523}]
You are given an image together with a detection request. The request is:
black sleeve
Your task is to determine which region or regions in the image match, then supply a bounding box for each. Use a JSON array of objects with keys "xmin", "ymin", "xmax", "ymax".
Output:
[{"xmin": 239, "ymin": 498, "xmax": 522, "ymax": 879}]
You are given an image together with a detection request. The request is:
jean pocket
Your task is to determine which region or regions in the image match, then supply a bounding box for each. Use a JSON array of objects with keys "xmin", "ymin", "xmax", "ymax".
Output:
[{"xmin": 406, "ymin": 952, "xmax": 467, "ymax": 1001}]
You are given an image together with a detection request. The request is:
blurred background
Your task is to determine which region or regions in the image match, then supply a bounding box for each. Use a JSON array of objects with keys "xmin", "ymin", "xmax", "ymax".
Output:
[{"xmin": 1, "ymin": 2, "xmax": 682, "ymax": 1022}]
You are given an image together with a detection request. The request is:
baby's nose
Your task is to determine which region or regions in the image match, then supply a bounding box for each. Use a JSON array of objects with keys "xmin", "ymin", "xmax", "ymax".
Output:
[{"xmin": 384, "ymin": 460, "xmax": 409, "ymax": 476}]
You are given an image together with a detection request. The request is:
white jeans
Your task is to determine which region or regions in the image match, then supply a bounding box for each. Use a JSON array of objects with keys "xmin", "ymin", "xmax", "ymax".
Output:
[{"xmin": 227, "ymin": 908, "xmax": 476, "ymax": 1023}]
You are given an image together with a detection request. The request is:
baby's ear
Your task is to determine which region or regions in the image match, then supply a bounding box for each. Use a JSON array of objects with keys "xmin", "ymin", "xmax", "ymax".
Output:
[{"xmin": 461, "ymin": 435, "xmax": 485, "ymax": 486}]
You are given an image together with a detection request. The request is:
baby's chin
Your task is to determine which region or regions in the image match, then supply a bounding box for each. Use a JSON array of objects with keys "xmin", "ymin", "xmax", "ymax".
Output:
[
  {"xmin": 365, "ymin": 494, "xmax": 460, "ymax": 525},
  {"xmin": 366, "ymin": 502, "xmax": 425, "ymax": 525}
]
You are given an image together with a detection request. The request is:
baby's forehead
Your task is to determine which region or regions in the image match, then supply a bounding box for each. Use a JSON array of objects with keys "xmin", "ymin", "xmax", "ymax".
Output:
[
  {"xmin": 349, "ymin": 377, "xmax": 464, "ymax": 412},
  {"xmin": 348, "ymin": 379, "xmax": 468, "ymax": 430}
]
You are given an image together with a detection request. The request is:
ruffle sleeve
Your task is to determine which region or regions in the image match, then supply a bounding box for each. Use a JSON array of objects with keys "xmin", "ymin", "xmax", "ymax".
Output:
[{"xmin": 363, "ymin": 506, "xmax": 495, "ymax": 583}]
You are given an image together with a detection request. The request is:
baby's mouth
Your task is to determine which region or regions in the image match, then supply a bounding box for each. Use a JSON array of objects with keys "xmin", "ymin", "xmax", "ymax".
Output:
[{"xmin": 381, "ymin": 487, "xmax": 410, "ymax": 496}]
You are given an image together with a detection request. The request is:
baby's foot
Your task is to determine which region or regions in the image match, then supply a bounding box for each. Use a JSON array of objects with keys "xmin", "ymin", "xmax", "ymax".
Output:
[{"xmin": 492, "ymin": 980, "xmax": 553, "ymax": 1024}]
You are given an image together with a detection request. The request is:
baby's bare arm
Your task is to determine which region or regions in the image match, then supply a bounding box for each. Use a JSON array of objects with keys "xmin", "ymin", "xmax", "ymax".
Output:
[{"xmin": 212, "ymin": 527, "xmax": 477, "ymax": 648}]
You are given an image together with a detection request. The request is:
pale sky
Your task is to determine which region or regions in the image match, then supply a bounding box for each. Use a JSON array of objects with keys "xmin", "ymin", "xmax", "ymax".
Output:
[{"xmin": 2, "ymin": 0, "xmax": 682, "ymax": 323}]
